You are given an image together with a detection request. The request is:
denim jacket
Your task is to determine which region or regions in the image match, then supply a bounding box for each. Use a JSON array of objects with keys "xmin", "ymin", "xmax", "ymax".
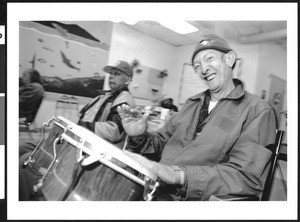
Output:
[{"xmin": 128, "ymin": 79, "xmax": 277, "ymax": 200}]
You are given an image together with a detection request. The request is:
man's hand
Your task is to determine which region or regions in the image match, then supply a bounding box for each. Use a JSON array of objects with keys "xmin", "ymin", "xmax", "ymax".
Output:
[
  {"xmin": 123, "ymin": 150, "xmax": 178, "ymax": 185},
  {"xmin": 117, "ymin": 104, "xmax": 150, "ymax": 136}
]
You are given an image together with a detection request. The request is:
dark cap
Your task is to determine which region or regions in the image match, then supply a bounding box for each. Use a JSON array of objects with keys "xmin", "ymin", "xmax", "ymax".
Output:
[
  {"xmin": 103, "ymin": 60, "xmax": 133, "ymax": 77},
  {"xmin": 191, "ymin": 34, "xmax": 234, "ymax": 62}
]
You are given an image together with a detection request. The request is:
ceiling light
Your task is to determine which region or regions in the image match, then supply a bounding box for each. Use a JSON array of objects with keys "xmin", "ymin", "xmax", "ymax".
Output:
[{"xmin": 158, "ymin": 20, "xmax": 198, "ymax": 34}]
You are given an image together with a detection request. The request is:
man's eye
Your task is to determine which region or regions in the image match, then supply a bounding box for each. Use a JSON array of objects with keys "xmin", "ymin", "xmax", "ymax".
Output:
[
  {"xmin": 207, "ymin": 56, "xmax": 213, "ymax": 61},
  {"xmin": 193, "ymin": 64, "xmax": 201, "ymax": 71}
]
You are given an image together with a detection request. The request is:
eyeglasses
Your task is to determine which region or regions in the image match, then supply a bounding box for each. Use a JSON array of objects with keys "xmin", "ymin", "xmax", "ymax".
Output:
[{"xmin": 109, "ymin": 69, "xmax": 127, "ymax": 76}]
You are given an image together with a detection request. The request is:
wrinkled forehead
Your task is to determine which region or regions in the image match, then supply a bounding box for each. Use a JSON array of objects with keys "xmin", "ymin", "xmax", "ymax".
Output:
[
  {"xmin": 109, "ymin": 68, "xmax": 126, "ymax": 75},
  {"xmin": 192, "ymin": 49, "xmax": 224, "ymax": 63}
]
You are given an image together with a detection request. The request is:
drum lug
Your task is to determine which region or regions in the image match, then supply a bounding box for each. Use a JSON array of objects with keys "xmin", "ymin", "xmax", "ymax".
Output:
[
  {"xmin": 143, "ymin": 177, "xmax": 159, "ymax": 201},
  {"xmin": 22, "ymin": 156, "xmax": 35, "ymax": 168},
  {"xmin": 32, "ymin": 178, "xmax": 43, "ymax": 193}
]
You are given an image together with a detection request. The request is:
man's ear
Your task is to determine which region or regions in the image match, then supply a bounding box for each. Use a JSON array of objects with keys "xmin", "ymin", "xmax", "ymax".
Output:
[
  {"xmin": 125, "ymin": 76, "xmax": 131, "ymax": 85},
  {"xmin": 226, "ymin": 51, "xmax": 236, "ymax": 68}
]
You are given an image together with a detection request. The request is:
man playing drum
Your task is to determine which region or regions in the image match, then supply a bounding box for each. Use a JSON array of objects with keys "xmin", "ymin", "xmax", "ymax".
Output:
[
  {"xmin": 19, "ymin": 60, "xmax": 135, "ymax": 200},
  {"xmin": 118, "ymin": 34, "xmax": 277, "ymax": 201}
]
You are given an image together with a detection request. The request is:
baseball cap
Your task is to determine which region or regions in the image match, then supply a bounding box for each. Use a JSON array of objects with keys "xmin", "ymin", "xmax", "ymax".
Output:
[
  {"xmin": 103, "ymin": 60, "xmax": 133, "ymax": 77},
  {"xmin": 191, "ymin": 34, "xmax": 234, "ymax": 62}
]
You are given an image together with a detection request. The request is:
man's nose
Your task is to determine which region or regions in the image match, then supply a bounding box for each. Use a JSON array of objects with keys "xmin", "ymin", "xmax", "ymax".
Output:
[{"xmin": 201, "ymin": 63, "xmax": 209, "ymax": 75}]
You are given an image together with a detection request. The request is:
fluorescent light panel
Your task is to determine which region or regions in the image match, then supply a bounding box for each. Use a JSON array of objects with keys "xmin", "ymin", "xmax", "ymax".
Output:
[
  {"xmin": 159, "ymin": 20, "xmax": 198, "ymax": 34},
  {"xmin": 113, "ymin": 20, "xmax": 199, "ymax": 34}
]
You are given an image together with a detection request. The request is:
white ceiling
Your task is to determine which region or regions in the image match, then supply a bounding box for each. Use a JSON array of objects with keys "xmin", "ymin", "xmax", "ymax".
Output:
[{"xmin": 122, "ymin": 21, "xmax": 287, "ymax": 48}]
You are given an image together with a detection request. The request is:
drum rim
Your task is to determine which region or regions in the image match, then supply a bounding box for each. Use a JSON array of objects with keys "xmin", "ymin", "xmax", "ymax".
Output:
[{"xmin": 54, "ymin": 116, "xmax": 157, "ymax": 181}]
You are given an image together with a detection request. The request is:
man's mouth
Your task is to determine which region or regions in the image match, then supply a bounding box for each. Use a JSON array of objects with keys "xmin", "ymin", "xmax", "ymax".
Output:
[{"xmin": 205, "ymin": 74, "xmax": 216, "ymax": 81}]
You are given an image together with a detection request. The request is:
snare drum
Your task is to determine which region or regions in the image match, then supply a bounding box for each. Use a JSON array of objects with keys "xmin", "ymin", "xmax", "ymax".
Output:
[{"xmin": 24, "ymin": 116, "xmax": 159, "ymax": 201}]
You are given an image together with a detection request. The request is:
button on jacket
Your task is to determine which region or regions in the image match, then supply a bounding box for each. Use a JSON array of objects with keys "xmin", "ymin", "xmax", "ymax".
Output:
[{"xmin": 128, "ymin": 79, "xmax": 277, "ymax": 200}]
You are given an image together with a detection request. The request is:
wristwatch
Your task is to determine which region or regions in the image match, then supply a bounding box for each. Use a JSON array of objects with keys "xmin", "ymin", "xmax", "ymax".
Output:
[
  {"xmin": 170, "ymin": 165, "xmax": 188, "ymax": 198},
  {"xmin": 171, "ymin": 165, "xmax": 185, "ymax": 185}
]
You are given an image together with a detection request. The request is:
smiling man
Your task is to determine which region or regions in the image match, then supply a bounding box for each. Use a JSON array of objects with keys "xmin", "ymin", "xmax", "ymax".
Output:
[
  {"xmin": 192, "ymin": 36, "xmax": 236, "ymax": 102},
  {"xmin": 118, "ymin": 34, "xmax": 277, "ymax": 201}
]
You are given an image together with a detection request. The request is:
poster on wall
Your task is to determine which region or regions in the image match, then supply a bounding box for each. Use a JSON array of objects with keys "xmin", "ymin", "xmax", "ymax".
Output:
[
  {"xmin": 19, "ymin": 21, "xmax": 112, "ymax": 98},
  {"xmin": 129, "ymin": 64, "xmax": 165, "ymax": 102}
]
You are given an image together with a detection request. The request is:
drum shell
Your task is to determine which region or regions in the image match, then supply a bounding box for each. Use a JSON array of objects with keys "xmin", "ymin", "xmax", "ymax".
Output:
[
  {"xmin": 29, "ymin": 124, "xmax": 66, "ymax": 175},
  {"xmin": 26, "ymin": 116, "xmax": 151, "ymax": 201},
  {"xmin": 40, "ymin": 143, "xmax": 79, "ymax": 201},
  {"xmin": 20, "ymin": 122, "xmax": 78, "ymax": 200},
  {"xmin": 35, "ymin": 125, "xmax": 145, "ymax": 200},
  {"xmin": 38, "ymin": 138, "xmax": 144, "ymax": 201},
  {"xmin": 65, "ymin": 162, "xmax": 144, "ymax": 201}
]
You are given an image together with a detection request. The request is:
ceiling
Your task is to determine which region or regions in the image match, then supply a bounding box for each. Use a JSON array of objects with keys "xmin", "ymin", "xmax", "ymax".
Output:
[{"xmin": 122, "ymin": 20, "xmax": 287, "ymax": 48}]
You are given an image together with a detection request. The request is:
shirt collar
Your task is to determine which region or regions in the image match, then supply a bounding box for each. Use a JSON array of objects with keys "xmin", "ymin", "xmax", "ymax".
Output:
[{"xmin": 189, "ymin": 78, "xmax": 245, "ymax": 101}]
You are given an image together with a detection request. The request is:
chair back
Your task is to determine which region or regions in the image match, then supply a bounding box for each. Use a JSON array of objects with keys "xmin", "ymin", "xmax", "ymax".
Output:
[{"xmin": 261, "ymin": 130, "xmax": 285, "ymax": 201}]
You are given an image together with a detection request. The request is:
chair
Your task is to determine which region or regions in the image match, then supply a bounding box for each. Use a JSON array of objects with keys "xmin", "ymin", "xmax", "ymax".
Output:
[
  {"xmin": 55, "ymin": 95, "xmax": 79, "ymax": 121},
  {"xmin": 56, "ymin": 95, "xmax": 79, "ymax": 110},
  {"xmin": 209, "ymin": 130, "xmax": 286, "ymax": 201}
]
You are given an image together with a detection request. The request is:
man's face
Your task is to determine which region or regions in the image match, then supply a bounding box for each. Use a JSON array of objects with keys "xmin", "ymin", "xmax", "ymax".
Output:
[
  {"xmin": 192, "ymin": 49, "xmax": 234, "ymax": 93},
  {"xmin": 108, "ymin": 69, "xmax": 130, "ymax": 92}
]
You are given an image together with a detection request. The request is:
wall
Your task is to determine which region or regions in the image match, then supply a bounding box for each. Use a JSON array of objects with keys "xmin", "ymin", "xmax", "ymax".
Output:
[
  {"xmin": 108, "ymin": 23, "xmax": 176, "ymax": 75},
  {"xmin": 231, "ymin": 43, "xmax": 261, "ymax": 93},
  {"xmin": 255, "ymin": 43, "xmax": 287, "ymax": 98},
  {"xmin": 255, "ymin": 43, "xmax": 287, "ymax": 129},
  {"xmin": 105, "ymin": 23, "xmax": 177, "ymax": 106},
  {"xmin": 168, "ymin": 44, "xmax": 195, "ymax": 106}
]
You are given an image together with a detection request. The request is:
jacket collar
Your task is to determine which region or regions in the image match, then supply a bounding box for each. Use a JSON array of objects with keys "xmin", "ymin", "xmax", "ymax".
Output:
[{"xmin": 189, "ymin": 78, "xmax": 245, "ymax": 101}]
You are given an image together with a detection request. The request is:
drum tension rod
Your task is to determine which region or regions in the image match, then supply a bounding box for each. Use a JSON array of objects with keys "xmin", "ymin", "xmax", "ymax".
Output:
[
  {"xmin": 32, "ymin": 137, "xmax": 60, "ymax": 194},
  {"xmin": 143, "ymin": 177, "xmax": 160, "ymax": 201},
  {"xmin": 22, "ymin": 117, "xmax": 56, "ymax": 168}
]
